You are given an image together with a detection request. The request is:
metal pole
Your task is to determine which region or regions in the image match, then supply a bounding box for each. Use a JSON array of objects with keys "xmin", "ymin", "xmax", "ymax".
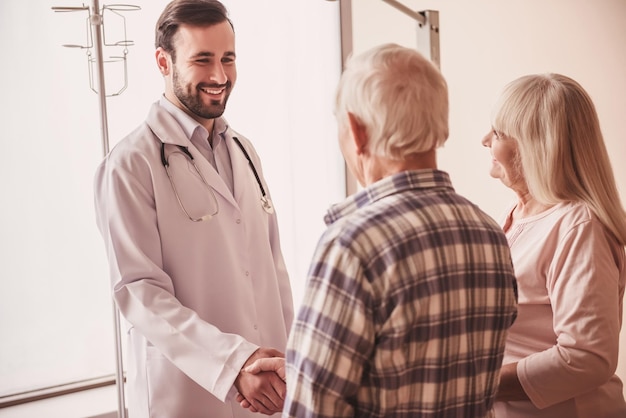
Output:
[
  {"xmin": 381, "ymin": 0, "xmax": 426, "ymax": 25},
  {"xmin": 416, "ymin": 10, "xmax": 440, "ymax": 69},
  {"xmin": 90, "ymin": 0, "xmax": 126, "ymax": 416},
  {"xmin": 336, "ymin": 0, "xmax": 358, "ymax": 198},
  {"xmin": 91, "ymin": 0, "xmax": 110, "ymax": 156}
]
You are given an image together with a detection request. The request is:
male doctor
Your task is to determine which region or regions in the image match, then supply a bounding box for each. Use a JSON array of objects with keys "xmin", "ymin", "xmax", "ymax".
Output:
[{"xmin": 94, "ymin": 0, "xmax": 293, "ymax": 416}]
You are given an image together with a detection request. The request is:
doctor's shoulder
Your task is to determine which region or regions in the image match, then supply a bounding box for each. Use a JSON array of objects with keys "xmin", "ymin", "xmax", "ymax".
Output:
[{"xmin": 101, "ymin": 123, "xmax": 162, "ymax": 178}]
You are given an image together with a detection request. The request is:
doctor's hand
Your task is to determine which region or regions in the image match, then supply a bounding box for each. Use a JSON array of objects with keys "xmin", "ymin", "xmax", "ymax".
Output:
[
  {"xmin": 234, "ymin": 348, "xmax": 286, "ymax": 415},
  {"xmin": 236, "ymin": 357, "xmax": 286, "ymax": 412}
]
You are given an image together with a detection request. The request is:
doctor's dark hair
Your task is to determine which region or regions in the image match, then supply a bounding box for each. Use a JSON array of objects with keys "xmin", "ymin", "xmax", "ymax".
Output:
[{"xmin": 155, "ymin": 0, "xmax": 233, "ymax": 62}]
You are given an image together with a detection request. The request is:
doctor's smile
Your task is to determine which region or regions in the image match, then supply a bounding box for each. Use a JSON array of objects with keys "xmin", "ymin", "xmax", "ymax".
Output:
[
  {"xmin": 200, "ymin": 83, "xmax": 229, "ymax": 98},
  {"xmin": 203, "ymin": 87, "xmax": 225, "ymax": 97}
]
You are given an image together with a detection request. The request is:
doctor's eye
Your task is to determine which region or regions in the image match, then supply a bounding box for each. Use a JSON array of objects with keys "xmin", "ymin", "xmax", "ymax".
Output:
[
  {"xmin": 221, "ymin": 53, "xmax": 236, "ymax": 65},
  {"xmin": 194, "ymin": 57, "xmax": 212, "ymax": 64}
]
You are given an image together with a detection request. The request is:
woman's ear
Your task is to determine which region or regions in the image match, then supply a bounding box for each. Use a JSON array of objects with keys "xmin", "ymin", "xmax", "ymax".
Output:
[{"xmin": 347, "ymin": 112, "xmax": 368, "ymax": 155}]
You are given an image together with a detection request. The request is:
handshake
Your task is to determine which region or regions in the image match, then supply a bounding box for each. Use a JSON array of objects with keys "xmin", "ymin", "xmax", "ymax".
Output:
[{"xmin": 234, "ymin": 348, "xmax": 287, "ymax": 415}]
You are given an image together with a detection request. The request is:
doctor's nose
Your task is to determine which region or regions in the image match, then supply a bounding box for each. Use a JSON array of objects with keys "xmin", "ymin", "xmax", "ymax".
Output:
[{"xmin": 207, "ymin": 62, "xmax": 228, "ymax": 85}]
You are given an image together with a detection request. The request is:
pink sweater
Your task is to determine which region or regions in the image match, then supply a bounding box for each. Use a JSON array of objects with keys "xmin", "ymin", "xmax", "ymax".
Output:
[{"xmin": 495, "ymin": 202, "xmax": 626, "ymax": 418}]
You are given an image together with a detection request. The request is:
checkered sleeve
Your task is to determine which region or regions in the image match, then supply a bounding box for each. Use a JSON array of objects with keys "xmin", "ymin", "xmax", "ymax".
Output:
[{"xmin": 283, "ymin": 237, "xmax": 374, "ymax": 417}]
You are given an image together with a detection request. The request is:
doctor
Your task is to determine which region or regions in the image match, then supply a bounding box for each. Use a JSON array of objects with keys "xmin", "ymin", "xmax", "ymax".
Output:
[{"xmin": 94, "ymin": 0, "xmax": 293, "ymax": 416}]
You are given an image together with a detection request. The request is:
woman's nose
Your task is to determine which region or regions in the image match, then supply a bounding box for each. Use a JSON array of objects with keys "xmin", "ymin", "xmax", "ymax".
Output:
[{"xmin": 481, "ymin": 132, "xmax": 491, "ymax": 147}]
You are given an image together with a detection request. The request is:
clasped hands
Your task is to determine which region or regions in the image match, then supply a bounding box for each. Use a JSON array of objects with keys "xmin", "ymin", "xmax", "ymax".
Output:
[{"xmin": 234, "ymin": 347, "xmax": 287, "ymax": 415}]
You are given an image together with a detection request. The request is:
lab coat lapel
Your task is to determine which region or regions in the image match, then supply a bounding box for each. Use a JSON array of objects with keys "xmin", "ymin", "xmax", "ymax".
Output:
[{"xmin": 145, "ymin": 103, "xmax": 238, "ymax": 209}]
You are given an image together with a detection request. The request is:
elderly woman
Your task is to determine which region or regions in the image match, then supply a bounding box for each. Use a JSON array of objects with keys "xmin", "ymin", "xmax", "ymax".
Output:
[{"xmin": 482, "ymin": 73, "xmax": 626, "ymax": 418}]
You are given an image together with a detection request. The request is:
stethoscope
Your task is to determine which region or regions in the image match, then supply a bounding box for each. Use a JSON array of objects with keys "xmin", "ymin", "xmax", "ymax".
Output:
[{"xmin": 160, "ymin": 136, "xmax": 274, "ymax": 222}]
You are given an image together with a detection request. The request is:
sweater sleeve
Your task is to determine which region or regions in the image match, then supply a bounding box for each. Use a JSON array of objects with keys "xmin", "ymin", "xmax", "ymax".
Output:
[{"xmin": 518, "ymin": 218, "xmax": 623, "ymax": 409}]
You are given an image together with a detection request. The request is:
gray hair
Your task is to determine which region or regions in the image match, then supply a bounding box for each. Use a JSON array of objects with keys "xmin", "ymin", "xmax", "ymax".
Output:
[{"xmin": 335, "ymin": 43, "xmax": 449, "ymax": 160}]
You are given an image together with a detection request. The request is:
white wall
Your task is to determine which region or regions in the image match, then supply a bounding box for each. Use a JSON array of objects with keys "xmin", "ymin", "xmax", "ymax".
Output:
[{"xmin": 350, "ymin": 0, "xmax": 626, "ymax": 391}]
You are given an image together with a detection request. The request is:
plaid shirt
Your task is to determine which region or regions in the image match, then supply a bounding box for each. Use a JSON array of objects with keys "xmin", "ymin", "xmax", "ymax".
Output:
[{"xmin": 283, "ymin": 170, "xmax": 517, "ymax": 418}]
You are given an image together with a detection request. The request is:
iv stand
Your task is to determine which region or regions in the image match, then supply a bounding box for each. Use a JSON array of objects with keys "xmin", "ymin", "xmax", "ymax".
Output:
[
  {"xmin": 91, "ymin": 3, "xmax": 125, "ymax": 415},
  {"xmin": 52, "ymin": 1, "xmax": 139, "ymax": 417}
]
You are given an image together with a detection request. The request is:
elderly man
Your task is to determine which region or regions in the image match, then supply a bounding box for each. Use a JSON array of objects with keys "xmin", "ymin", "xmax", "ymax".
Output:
[{"xmin": 279, "ymin": 43, "xmax": 518, "ymax": 417}]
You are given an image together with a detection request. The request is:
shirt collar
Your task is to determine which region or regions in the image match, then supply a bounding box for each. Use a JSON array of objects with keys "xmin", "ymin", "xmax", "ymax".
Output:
[
  {"xmin": 159, "ymin": 95, "xmax": 230, "ymax": 143},
  {"xmin": 324, "ymin": 169, "xmax": 454, "ymax": 226}
]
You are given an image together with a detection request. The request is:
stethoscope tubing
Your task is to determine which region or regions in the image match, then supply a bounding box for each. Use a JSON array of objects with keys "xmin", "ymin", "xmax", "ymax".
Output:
[
  {"xmin": 159, "ymin": 135, "xmax": 274, "ymax": 219},
  {"xmin": 231, "ymin": 136, "xmax": 268, "ymax": 200}
]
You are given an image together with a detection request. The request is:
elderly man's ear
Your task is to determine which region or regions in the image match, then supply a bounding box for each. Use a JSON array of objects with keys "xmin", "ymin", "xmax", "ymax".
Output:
[{"xmin": 347, "ymin": 112, "xmax": 368, "ymax": 155}]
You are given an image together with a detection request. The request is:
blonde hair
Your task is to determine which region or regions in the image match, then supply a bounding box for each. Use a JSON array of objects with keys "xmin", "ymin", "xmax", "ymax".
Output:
[
  {"xmin": 492, "ymin": 73, "xmax": 626, "ymax": 245},
  {"xmin": 335, "ymin": 43, "xmax": 449, "ymax": 160}
]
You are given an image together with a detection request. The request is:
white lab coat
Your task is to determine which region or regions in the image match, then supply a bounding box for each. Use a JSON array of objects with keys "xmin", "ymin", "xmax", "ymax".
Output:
[{"xmin": 94, "ymin": 102, "xmax": 294, "ymax": 418}]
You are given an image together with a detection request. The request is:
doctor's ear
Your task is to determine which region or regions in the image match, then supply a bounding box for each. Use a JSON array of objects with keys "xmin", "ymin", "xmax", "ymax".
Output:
[
  {"xmin": 155, "ymin": 48, "xmax": 172, "ymax": 76},
  {"xmin": 347, "ymin": 112, "xmax": 368, "ymax": 155}
]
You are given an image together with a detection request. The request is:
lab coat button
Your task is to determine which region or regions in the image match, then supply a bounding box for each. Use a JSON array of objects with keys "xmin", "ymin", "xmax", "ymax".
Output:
[
  {"xmin": 245, "ymin": 271, "xmax": 250, "ymax": 276},
  {"xmin": 253, "ymin": 324, "xmax": 258, "ymax": 330},
  {"xmin": 236, "ymin": 218, "xmax": 241, "ymax": 224}
]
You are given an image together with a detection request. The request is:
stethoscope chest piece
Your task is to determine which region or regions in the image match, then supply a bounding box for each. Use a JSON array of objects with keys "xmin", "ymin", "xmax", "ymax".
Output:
[{"xmin": 261, "ymin": 197, "xmax": 274, "ymax": 214}]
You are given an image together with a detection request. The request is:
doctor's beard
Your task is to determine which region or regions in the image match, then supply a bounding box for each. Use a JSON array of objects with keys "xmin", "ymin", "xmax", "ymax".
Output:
[{"xmin": 172, "ymin": 67, "xmax": 232, "ymax": 120}]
